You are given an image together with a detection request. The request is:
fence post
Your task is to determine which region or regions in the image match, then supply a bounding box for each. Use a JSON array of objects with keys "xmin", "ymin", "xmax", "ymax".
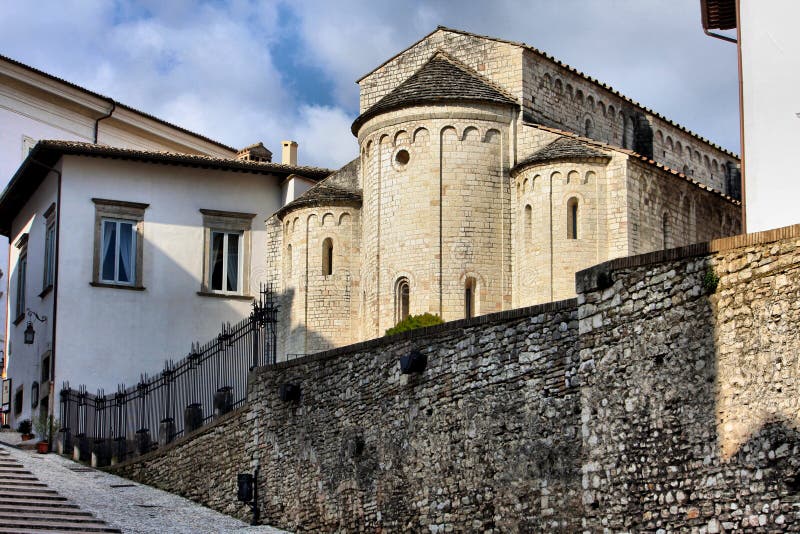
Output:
[
  {"xmin": 57, "ymin": 384, "xmax": 72, "ymax": 455},
  {"xmin": 184, "ymin": 343, "xmax": 203, "ymax": 434},
  {"xmin": 159, "ymin": 362, "xmax": 176, "ymax": 447},
  {"xmin": 91, "ymin": 391, "xmax": 110, "ymax": 467},
  {"xmin": 111, "ymin": 387, "xmax": 127, "ymax": 465},
  {"xmin": 73, "ymin": 386, "xmax": 90, "ymax": 462},
  {"xmin": 135, "ymin": 379, "xmax": 151, "ymax": 455}
]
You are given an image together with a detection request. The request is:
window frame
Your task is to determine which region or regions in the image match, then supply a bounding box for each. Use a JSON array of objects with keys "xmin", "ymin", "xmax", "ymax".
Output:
[
  {"xmin": 99, "ymin": 218, "xmax": 138, "ymax": 285},
  {"xmin": 322, "ymin": 238, "xmax": 334, "ymax": 276},
  {"xmin": 91, "ymin": 199, "xmax": 148, "ymax": 290},
  {"xmin": 41, "ymin": 203, "xmax": 56, "ymax": 295},
  {"xmin": 395, "ymin": 277, "xmax": 410, "ymax": 323},
  {"xmin": 567, "ymin": 197, "xmax": 579, "ymax": 240},
  {"xmin": 200, "ymin": 209, "xmax": 255, "ymax": 298},
  {"xmin": 14, "ymin": 233, "xmax": 28, "ymax": 323}
]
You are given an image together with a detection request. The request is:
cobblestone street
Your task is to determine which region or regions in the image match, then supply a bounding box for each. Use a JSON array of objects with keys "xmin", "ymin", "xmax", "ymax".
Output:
[{"xmin": 0, "ymin": 442, "xmax": 288, "ymax": 533}]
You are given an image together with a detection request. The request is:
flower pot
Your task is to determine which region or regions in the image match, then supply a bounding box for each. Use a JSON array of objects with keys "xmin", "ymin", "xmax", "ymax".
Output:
[
  {"xmin": 20, "ymin": 433, "xmax": 34, "ymax": 441},
  {"xmin": 35, "ymin": 441, "xmax": 49, "ymax": 454}
]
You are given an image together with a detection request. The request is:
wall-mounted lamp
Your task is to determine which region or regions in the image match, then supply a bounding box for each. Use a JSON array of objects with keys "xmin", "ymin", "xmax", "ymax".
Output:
[
  {"xmin": 236, "ymin": 466, "xmax": 260, "ymax": 525},
  {"xmin": 279, "ymin": 383, "xmax": 301, "ymax": 402},
  {"xmin": 23, "ymin": 309, "xmax": 47, "ymax": 345},
  {"xmin": 400, "ymin": 350, "xmax": 427, "ymax": 374}
]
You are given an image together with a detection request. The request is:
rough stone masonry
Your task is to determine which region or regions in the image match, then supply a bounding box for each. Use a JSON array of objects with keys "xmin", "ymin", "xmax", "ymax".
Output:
[{"xmin": 113, "ymin": 224, "xmax": 800, "ymax": 532}]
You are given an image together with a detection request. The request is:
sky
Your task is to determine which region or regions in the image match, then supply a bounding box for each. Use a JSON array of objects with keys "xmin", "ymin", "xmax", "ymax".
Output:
[{"xmin": 0, "ymin": 0, "xmax": 740, "ymax": 169}]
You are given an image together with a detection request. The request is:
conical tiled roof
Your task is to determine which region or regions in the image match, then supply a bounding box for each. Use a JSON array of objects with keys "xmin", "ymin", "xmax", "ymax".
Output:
[
  {"xmin": 352, "ymin": 52, "xmax": 517, "ymax": 134},
  {"xmin": 512, "ymin": 137, "xmax": 610, "ymax": 175}
]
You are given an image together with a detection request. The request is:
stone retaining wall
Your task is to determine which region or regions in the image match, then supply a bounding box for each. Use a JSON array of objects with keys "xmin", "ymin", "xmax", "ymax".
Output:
[{"xmin": 111, "ymin": 225, "xmax": 800, "ymax": 532}]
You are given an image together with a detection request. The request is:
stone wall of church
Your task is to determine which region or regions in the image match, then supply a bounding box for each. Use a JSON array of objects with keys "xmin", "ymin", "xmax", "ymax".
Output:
[
  {"xmin": 278, "ymin": 206, "xmax": 361, "ymax": 356},
  {"xmin": 359, "ymin": 29, "xmax": 739, "ymax": 198},
  {"xmin": 512, "ymin": 156, "xmax": 626, "ymax": 307},
  {"xmin": 626, "ymin": 159, "xmax": 743, "ymax": 255},
  {"xmin": 357, "ymin": 103, "xmax": 514, "ymax": 336}
]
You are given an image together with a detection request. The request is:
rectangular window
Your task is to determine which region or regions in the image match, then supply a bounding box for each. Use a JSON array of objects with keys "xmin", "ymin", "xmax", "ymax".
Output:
[
  {"xmin": 92, "ymin": 199, "xmax": 148, "ymax": 289},
  {"xmin": 101, "ymin": 219, "xmax": 137, "ymax": 285},
  {"xmin": 42, "ymin": 204, "xmax": 56, "ymax": 292},
  {"xmin": 209, "ymin": 230, "xmax": 242, "ymax": 293},
  {"xmin": 15, "ymin": 251, "xmax": 27, "ymax": 320},
  {"xmin": 14, "ymin": 233, "xmax": 28, "ymax": 321},
  {"xmin": 200, "ymin": 209, "xmax": 255, "ymax": 298}
]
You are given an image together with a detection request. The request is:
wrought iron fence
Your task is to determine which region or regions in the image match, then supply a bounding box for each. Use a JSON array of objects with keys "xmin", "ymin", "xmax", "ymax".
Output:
[{"xmin": 58, "ymin": 284, "xmax": 278, "ymax": 464}]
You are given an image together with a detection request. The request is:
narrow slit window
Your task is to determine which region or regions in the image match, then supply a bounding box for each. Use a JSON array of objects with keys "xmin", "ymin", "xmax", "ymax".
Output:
[
  {"xmin": 322, "ymin": 238, "xmax": 333, "ymax": 276},
  {"xmin": 465, "ymin": 277, "xmax": 476, "ymax": 319},
  {"xmin": 567, "ymin": 198, "xmax": 579, "ymax": 240},
  {"xmin": 396, "ymin": 278, "xmax": 410, "ymax": 323},
  {"xmin": 524, "ymin": 204, "xmax": 532, "ymax": 246}
]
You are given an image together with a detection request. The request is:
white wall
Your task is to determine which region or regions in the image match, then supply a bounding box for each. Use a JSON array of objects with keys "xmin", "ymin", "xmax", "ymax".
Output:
[
  {"xmin": 5, "ymin": 170, "xmax": 58, "ymax": 426},
  {"xmin": 54, "ymin": 157, "xmax": 281, "ymax": 392},
  {"xmin": 740, "ymin": 0, "xmax": 800, "ymax": 232}
]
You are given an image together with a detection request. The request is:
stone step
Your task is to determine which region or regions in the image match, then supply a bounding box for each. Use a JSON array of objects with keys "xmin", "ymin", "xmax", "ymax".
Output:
[
  {"xmin": 0, "ymin": 519, "xmax": 121, "ymax": 532},
  {"xmin": 0, "ymin": 480, "xmax": 49, "ymax": 487},
  {"xmin": 0, "ymin": 511, "xmax": 107, "ymax": 523},
  {"xmin": 0, "ymin": 496, "xmax": 79, "ymax": 508},
  {"xmin": 0, "ymin": 474, "xmax": 39, "ymax": 481},
  {"xmin": 0, "ymin": 504, "xmax": 90, "ymax": 516},
  {"xmin": 0, "ymin": 490, "xmax": 66, "ymax": 501}
]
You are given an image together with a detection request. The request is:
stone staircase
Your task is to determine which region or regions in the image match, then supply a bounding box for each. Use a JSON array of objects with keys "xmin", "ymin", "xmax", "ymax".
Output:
[{"xmin": 0, "ymin": 447, "xmax": 120, "ymax": 533}]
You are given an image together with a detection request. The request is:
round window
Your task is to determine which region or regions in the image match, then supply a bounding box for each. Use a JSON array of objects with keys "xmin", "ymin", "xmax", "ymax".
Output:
[{"xmin": 395, "ymin": 149, "xmax": 410, "ymax": 166}]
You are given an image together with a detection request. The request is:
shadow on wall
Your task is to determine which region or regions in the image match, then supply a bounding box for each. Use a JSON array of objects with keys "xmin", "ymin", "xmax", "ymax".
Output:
[
  {"xmin": 275, "ymin": 286, "xmax": 335, "ymax": 360},
  {"xmin": 577, "ymin": 232, "xmax": 800, "ymax": 530}
]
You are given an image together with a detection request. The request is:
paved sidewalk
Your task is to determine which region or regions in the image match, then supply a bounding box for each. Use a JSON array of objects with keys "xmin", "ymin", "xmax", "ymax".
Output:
[{"xmin": 0, "ymin": 444, "xmax": 289, "ymax": 534}]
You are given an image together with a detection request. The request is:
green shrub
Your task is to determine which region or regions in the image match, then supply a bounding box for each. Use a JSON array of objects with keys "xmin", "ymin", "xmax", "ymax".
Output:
[
  {"xmin": 16, "ymin": 419, "xmax": 32, "ymax": 435},
  {"xmin": 385, "ymin": 313, "xmax": 444, "ymax": 336},
  {"xmin": 702, "ymin": 269, "xmax": 720, "ymax": 294}
]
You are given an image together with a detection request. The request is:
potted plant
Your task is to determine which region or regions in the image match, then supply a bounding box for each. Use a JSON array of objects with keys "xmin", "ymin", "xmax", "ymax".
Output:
[
  {"xmin": 33, "ymin": 413, "xmax": 53, "ymax": 453},
  {"xmin": 16, "ymin": 419, "xmax": 33, "ymax": 441}
]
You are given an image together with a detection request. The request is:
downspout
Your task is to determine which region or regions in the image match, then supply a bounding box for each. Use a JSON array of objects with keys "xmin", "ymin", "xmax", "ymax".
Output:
[
  {"xmin": 28, "ymin": 159, "xmax": 61, "ymax": 450},
  {"xmin": 93, "ymin": 100, "xmax": 116, "ymax": 144}
]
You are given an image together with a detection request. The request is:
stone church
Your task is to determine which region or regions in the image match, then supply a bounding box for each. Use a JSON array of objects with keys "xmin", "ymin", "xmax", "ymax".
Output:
[{"xmin": 266, "ymin": 26, "xmax": 742, "ymax": 357}]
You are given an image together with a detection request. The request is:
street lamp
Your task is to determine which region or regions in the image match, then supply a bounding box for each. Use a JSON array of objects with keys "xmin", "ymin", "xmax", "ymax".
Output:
[{"xmin": 23, "ymin": 309, "xmax": 47, "ymax": 345}]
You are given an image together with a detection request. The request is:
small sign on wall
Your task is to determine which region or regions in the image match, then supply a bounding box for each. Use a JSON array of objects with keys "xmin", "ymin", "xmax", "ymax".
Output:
[{"xmin": 1, "ymin": 379, "xmax": 11, "ymax": 412}]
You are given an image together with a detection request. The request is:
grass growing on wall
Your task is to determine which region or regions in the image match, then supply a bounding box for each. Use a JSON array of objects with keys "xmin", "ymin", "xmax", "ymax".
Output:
[{"xmin": 385, "ymin": 313, "xmax": 444, "ymax": 336}]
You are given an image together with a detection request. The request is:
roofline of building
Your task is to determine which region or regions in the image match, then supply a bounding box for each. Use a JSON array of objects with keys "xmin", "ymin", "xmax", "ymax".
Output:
[
  {"xmin": 0, "ymin": 141, "xmax": 332, "ymax": 237},
  {"xmin": 521, "ymin": 123, "xmax": 741, "ymax": 205},
  {"xmin": 356, "ymin": 26, "xmax": 738, "ymax": 160},
  {"xmin": 0, "ymin": 53, "xmax": 238, "ymax": 154}
]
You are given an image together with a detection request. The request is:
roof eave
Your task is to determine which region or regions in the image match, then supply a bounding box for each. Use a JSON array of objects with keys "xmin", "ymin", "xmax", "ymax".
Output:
[
  {"xmin": 352, "ymin": 97, "xmax": 518, "ymax": 135},
  {"xmin": 510, "ymin": 155, "xmax": 611, "ymax": 177}
]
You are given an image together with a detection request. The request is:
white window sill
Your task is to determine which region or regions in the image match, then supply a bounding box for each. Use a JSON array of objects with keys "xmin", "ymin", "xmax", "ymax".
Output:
[{"xmin": 196, "ymin": 291, "xmax": 253, "ymax": 301}]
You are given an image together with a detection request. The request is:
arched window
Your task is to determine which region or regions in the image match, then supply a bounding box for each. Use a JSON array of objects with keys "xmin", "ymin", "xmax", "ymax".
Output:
[
  {"xmin": 286, "ymin": 244, "xmax": 292, "ymax": 278},
  {"xmin": 322, "ymin": 238, "xmax": 333, "ymax": 276},
  {"xmin": 395, "ymin": 278, "xmax": 410, "ymax": 322},
  {"xmin": 524, "ymin": 204, "xmax": 532, "ymax": 246},
  {"xmin": 662, "ymin": 213, "xmax": 671, "ymax": 249},
  {"xmin": 567, "ymin": 198, "xmax": 579, "ymax": 239},
  {"xmin": 584, "ymin": 117, "xmax": 594, "ymax": 138},
  {"xmin": 465, "ymin": 277, "xmax": 477, "ymax": 319}
]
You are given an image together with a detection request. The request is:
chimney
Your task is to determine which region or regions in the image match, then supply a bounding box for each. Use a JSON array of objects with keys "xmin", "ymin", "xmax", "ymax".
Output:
[
  {"xmin": 281, "ymin": 140, "xmax": 298, "ymax": 166},
  {"xmin": 236, "ymin": 142, "xmax": 272, "ymax": 163}
]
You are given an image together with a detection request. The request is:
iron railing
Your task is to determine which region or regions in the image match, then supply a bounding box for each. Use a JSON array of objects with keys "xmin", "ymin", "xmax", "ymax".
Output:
[{"xmin": 58, "ymin": 284, "xmax": 278, "ymax": 464}]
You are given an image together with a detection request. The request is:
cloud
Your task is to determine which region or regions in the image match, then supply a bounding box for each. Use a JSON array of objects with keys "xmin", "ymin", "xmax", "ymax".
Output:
[
  {"xmin": 0, "ymin": 0, "xmax": 740, "ymax": 175},
  {"xmin": 287, "ymin": 105, "xmax": 359, "ymax": 168}
]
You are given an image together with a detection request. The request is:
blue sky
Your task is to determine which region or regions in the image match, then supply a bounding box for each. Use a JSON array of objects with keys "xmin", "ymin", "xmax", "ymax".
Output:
[{"xmin": 0, "ymin": 0, "xmax": 739, "ymax": 168}]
